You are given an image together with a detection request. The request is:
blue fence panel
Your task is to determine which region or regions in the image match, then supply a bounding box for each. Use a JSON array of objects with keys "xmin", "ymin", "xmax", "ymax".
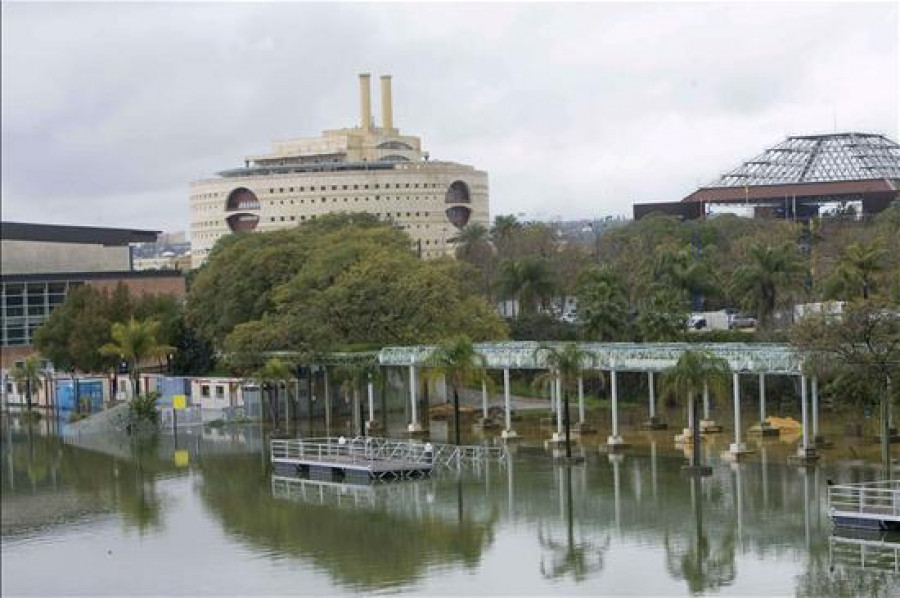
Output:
[{"xmin": 56, "ymin": 380, "xmax": 104, "ymax": 412}]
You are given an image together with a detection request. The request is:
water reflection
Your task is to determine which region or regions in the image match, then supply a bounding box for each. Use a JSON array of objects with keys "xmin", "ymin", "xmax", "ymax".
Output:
[
  {"xmin": 664, "ymin": 475, "xmax": 736, "ymax": 595},
  {"xmin": 2, "ymin": 418, "xmax": 900, "ymax": 596},
  {"xmin": 538, "ymin": 465, "xmax": 609, "ymax": 581}
]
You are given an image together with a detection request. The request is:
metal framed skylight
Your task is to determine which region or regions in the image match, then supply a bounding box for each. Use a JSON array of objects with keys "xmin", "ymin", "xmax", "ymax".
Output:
[{"xmin": 709, "ymin": 133, "xmax": 900, "ymax": 187}]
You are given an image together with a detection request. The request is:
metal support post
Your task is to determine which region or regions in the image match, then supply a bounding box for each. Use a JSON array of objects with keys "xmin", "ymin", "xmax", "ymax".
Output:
[
  {"xmin": 408, "ymin": 365, "xmax": 422, "ymax": 433},
  {"xmin": 502, "ymin": 368, "xmax": 517, "ymax": 439},
  {"xmin": 578, "ymin": 375, "xmax": 585, "ymax": 424}
]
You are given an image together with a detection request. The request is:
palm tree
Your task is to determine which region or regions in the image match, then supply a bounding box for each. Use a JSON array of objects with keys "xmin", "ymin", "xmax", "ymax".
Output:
[
  {"xmin": 731, "ymin": 242, "xmax": 805, "ymax": 328},
  {"xmin": 825, "ymin": 240, "xmax": 885, "ymax": 300},
  {"xmin": 575, "ymin": 267, "xmax": 629, "ymax": 341},
  {"xmin": 451, "ymin": 223, "xmax": 491, "ymax": 260},
  {"xmin": 636, "ymin": 288, "xmax": 687, "ymax": 342},
  {"xmin": 492, "ymin": 214, "xmax": 522, "ymax": 258},
  {"xmin": 451, "ymin": 223, "xmax": 496, "ymax": 299},
  {"xmin": 424, "ymin": 336, "xmax": 487, "ymax": 446},
  {"xmin": 100, "ymin": 317, "xmax": 172, "ymax": 397},
  {"xmin": 11, "ymin": 355, "xmax": 43, "ymax": 412},
  {"xmin": 336, "ymin": 362, "xmax": 383, "ymax": 436},
  {"xmin": 252, "ymin": 357, "xmax": 293, "ymax": 427},
  {"xmin": 654, "ymin": 245, "xmax": 716, "ymax": 309},
  {"xmin": 660, "ymin": 351, "xmax": 731, "ymax": 469},
  {"xmin": 496, "ymin": 257, "xmax": 556, "ymax": 317},
  {"xmin": 533, "ymin": 343, "xmax": 594, "ymax": 459}
]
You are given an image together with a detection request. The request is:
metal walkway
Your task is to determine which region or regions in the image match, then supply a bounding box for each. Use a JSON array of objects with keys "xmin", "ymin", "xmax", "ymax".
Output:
[
  {"xmin": 828, "ymin": 480, "xmax": 900, "ymax": 530},
  {"xmin": 270, "ymin": 436, "xmax": 507, "ymax": 481}
]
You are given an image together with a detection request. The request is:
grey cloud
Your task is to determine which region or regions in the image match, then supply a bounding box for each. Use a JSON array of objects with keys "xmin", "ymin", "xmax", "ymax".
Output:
[{"xmin": 2, "ymin": 2, "xmax": 897, "ymax": 232}]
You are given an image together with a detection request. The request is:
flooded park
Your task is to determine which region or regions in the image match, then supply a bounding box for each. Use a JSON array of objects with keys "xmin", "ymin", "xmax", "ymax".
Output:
[{"xmin": 2, "ymin": 409, "xmax": 899, "ymax": 597}]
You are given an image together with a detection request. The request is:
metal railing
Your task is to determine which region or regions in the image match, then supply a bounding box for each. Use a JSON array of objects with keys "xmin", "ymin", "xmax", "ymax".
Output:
[
  {"xmin": 270, "ymin": 436, "xmax": 507, "ymax": 470},
  {"xmin": 830, "ymin": 532, "xmax": 900, "ymax": 574},
  {"xmin": 828, "ymin": 480, "xmax": 900, "ymax": 522}
]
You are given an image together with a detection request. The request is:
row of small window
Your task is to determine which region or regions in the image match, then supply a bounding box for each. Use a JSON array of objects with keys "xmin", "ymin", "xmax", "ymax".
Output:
[
  {"xmin": 2, "ymin": 306, "xmax": 55, "ymax": 317},
  {"xmin": 200, "ymin": 385, "xmax": 226, "ymax": 399},
  {"xmin": 2, "ymin": 294, "xmax": 66, "ymax": 308},
  {"xmin": 272, "ymin": 195, "xmax": 435, "ymax": 206},
  {"xmin": 269, "ymin": 182, "xmax": 440, "ymax": 194},
  {"xmin": 1, "ymin": 323, "xmax": 44, "ymax": 347},
  {"xmin": 2, "ymin": 282, "xmax": 72, "ymax": 295},
  {"xmin": 269, "ymin": 212, "xmax": 430, "ymax": 223}
]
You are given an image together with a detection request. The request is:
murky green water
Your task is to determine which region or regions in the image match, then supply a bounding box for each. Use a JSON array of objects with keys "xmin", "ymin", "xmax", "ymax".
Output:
[{"xmin": 2, "ymin": 415, "xmax": 899, "ymax": 596}]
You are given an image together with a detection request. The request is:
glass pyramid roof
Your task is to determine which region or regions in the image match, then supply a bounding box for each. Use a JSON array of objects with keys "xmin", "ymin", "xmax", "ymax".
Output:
[{"xmin": 709, "ymin": 132, "xmax": 900, "ymax": 188}]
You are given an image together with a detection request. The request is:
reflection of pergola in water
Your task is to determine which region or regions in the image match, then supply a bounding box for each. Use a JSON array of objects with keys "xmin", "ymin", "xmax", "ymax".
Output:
[{"xmin": 317, "ymin": 342, "xmax": 824, "ymax": 461}]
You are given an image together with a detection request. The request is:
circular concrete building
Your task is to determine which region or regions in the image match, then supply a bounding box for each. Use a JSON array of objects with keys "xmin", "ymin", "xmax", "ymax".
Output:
[{"xmin": 190, "ymin": 74, "xmax": 489, "ymax": 267}]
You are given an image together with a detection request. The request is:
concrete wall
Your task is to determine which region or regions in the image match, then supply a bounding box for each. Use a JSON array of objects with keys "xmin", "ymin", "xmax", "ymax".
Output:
[{"xmin": 1, "ymin": 239, "xmax": 131, "ymax": 275}]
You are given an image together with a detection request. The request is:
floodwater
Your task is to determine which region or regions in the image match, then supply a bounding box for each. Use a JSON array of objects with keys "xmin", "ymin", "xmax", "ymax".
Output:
[{"xmin": 2, "ymin": 414, "xmax": 899, "ymax": 597}]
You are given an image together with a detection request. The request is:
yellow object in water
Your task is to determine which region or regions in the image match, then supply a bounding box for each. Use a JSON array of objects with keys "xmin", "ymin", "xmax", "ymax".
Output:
[
  {"xmin": 174, "ymin": 450, "xmax": 189, "ymax": 467},
  {"xmin": 765, "ymin": 416, "xmax": 801, "ymax": 431}
]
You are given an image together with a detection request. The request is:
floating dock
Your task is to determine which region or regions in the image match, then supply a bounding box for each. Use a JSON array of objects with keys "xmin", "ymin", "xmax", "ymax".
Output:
[
  {"xmin": 828, "ymin": 480, "xmax": 900, "ymax": 531},
  {"xmin": 830, "ymin": 528, "xmax": 900, "ymax": 574},
  {"xmin": 270, "ymin": 436, "xmax": 507, "ymax": 481}
]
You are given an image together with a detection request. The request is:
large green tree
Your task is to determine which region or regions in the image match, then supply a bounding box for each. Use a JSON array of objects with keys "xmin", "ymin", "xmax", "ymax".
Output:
[
  {"xmin": 792, "ymin": 301, "xmax": 900, "ymax": 474},
  {"xmin": 34, "ymin": 284, "xmax": 187, "ymax": 374},
  {"xmin": 216, "ymin": 215, "xmax": 506, "ymax": 365}
]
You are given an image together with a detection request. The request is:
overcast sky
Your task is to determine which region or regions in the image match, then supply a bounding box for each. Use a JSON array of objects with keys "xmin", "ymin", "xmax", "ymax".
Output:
[{"xmin": 2, "ymin": 1, "xmax": 897, "ymax": 233}]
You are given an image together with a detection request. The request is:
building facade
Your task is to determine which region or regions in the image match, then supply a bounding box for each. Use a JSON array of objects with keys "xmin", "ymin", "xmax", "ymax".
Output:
[
  {"xmin": 0, "ymin": 222, "xmax": 185, "ymax": 369},
  {"xmin": 634, "ymin": 132, "xmax": 900, "ymax": 220},
  {"xmin": 190, "ymin": 74, "xmax": 489, "ymax": 267}
]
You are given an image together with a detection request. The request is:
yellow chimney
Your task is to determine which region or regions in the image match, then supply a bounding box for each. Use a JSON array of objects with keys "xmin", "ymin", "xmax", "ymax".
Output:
[
  {"xmin": 358, "ymin": 73, "xmax": 372, "ymax": 130},
  {"xmin": 380, "ymin": 75, "xmax": 393, "ymax": 131}
]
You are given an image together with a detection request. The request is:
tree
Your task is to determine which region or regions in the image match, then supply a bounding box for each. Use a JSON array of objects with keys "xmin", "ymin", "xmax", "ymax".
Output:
[
  {"xmin": 575, "ymin": 267, "xmax": 629, "ymax": 341},
  {"xmin": 653, "ymin": 245, "xmax": 716, "ymax": 310},
  {"xmin": 792, "ymin": 301, "xmax": 900, "ymax": 474},
  {"xmin": 452, "ymin": 224, "xmax": 496, "ymax": 301},
  {"xmin": 452, "ymin": 224, "xmax": 491, "ymax": 260},
  {"xmin": 491, "ymin": 214, "xmax": 522, "ymax": 259},
  {"xmin": 496, "ymin": 257, "xmax": 556, "ymax": 317},
  {"xmin": 100, "ymin": 317, "xmax": 172, "ymax": 397},
  {"xmin": 187, "ymin": 213, "xmax": 410, "ymax": 346},
  {"xmin": 730, "ymin": 242, "xmax": 805, "ymax": 328},
  {"xmin": 170, "ymin": 318, "xmax": 216, "ymax": 375},
  {"xmin": 533, "ymin": 343, "xmax": 594, "ymax": 459},
  {"xmin": 660, "ymin": 351, "xmax": 731, "ymax": 469},
  {"xmin": 251, "ymin": 357, "xmax": 294, "ymax": 426},
  {"xmin": 636, "ymin": 288, "xmax": 687, "ymax": 342},
  {"xmin": 336, "ymin": 362, "xmax": 382, "ymax": 436},
  {"xmin": 424, "ymin": 336, "xmax": 487, "ymax": 446},
  {"xmin": 11, "ymin": 355, "xmax": 44, "ymax": 412},
  {"xmin": 204, "ymin": 216, "xmax": 505, "ymax": 361},
  {"xmin": 825, "ymin": 240, "xmax": 885, "ymax": 301},
  {"xmin": 34, "ymin": 285, "xmax": 116, "ymax": 373},
  {"xmin": 34, "ymin": 283, "xmax": 186, "ymax": 375}
]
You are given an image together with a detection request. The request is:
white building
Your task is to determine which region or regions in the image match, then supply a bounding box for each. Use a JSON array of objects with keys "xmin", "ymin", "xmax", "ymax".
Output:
[{"xmin": 190, "ymin": 74, "xmax": 490, "ymax": 267}]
